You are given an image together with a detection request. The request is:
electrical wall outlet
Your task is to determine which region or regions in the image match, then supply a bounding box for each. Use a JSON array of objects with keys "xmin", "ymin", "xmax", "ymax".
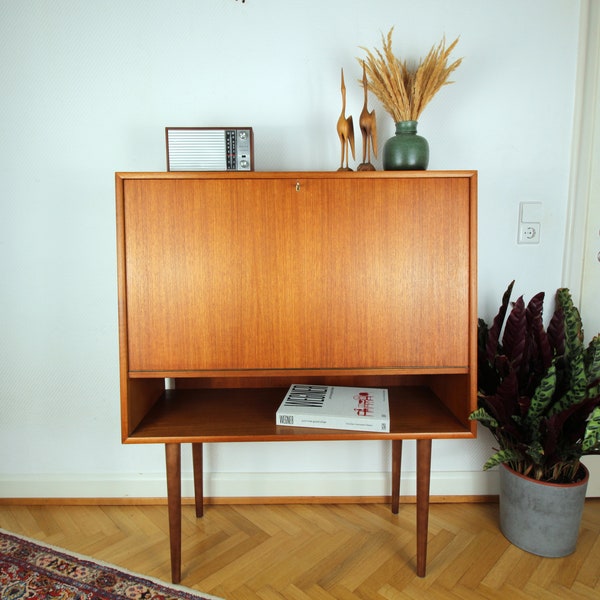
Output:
[
  {"xmin": 518, "ymin": 222, "xmax": 541, "ymax": 244},
  {"xmin": 518, "ymin": 202, "xmax": 542, "ymax": 244}
]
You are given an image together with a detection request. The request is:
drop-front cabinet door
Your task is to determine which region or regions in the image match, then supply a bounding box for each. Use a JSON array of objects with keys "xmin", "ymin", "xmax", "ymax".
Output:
[{"xmin": 122, "ymin": 175, "xmax": 471, "ymax": 375}]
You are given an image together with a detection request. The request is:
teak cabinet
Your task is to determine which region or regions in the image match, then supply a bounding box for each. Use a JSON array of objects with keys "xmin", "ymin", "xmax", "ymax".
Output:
[{"xmin": 115, "ymin": 170, "xmax": 478, "ymax": 583}]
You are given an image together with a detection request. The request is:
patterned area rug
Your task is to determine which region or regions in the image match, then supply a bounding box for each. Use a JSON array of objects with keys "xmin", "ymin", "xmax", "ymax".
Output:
[{"xmin": 0, "ymin": 528, "xmax": 222, "ymax": 600}]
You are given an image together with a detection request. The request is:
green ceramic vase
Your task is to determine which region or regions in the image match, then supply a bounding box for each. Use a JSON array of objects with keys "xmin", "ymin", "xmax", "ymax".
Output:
[{"xmin": 382, "ymin": 120, "xmax": 429, "ymax": 170}]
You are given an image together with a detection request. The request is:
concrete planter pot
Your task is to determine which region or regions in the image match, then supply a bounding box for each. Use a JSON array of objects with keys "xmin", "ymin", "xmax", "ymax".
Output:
[{"xmin": 499, "ymin": 463, "xmax": 589, "ymax": 557}]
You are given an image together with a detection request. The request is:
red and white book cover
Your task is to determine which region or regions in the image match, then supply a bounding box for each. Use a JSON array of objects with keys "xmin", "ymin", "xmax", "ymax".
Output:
[{"xmin": 276, "ymin": 384, "xmax": 390, "ymax": 432}]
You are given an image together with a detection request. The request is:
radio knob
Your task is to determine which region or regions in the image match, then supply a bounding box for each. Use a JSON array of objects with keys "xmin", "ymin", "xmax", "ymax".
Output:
[
  {"xmin": 240, "ymin": 160, "xmax": 249, "ymax": 168},
  {"xmin": 239, "ymin": 131, "xmax": 248, "ymax": 140}
]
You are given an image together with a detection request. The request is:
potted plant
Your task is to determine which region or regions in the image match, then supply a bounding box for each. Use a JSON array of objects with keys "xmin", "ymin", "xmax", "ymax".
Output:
[
  {"xmin": 470, "ymin": 280, "xmax": 600, "ymax": 556},
  {"xmin": 358, "ymin": 28, "xmax": 462, "ymax": 170}
]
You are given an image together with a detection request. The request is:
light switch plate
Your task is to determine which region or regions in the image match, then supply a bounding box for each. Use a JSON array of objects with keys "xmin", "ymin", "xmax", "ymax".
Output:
[{"xmin": 520, "ymin": 202, "xmax": 543, "ymax": 222}]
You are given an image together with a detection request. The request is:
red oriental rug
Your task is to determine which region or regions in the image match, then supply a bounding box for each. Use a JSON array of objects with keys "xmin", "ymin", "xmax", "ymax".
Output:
[{"xmin": 0, "ymin": 528, "xmax": 222, "ymax": 600}]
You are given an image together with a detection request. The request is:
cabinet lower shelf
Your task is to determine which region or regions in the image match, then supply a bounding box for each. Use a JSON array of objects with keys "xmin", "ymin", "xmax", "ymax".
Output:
[{"xmin": 125, "ymin": 385, "xmax": 471, "ymax": 444}]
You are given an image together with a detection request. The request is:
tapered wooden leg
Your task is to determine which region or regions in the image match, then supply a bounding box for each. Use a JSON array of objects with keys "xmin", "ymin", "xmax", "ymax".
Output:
[
  {"xmin": 391, "ymin": 440, "xmax": 402, "ymax": 514},
  {"xmin": 165, "ymin": 443, "xmax": 181, "ymax": 584},
  {"xmin": 416, "ymin": 439, "xmax": 432, "ymax": 577},
  {"xmin": 192, "ymin": 443, "xmax": 204, "ymax": 518}
]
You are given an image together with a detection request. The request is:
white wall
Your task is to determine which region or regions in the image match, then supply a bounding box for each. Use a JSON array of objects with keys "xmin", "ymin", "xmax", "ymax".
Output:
[{"xmin": 0, "ymin": 0, "xmax": 583, "ymax": 499}]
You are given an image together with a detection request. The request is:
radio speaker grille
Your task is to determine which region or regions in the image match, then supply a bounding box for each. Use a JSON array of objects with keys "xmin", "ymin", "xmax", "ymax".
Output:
[{"xmin": 166, "ymin": 127, "xmax": 253, "ymax": 171}]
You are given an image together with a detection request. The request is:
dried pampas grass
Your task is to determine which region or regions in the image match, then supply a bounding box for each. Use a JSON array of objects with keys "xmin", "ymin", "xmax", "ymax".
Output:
[{"xmin": 358, "ymin": 28, "xmax": 462, "ymax": 123}]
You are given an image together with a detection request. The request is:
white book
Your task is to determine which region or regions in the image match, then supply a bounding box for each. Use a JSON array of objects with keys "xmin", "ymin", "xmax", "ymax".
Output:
[{"xmin": 276, "ymin": 384, "xmax": 390, "ymax": 432}]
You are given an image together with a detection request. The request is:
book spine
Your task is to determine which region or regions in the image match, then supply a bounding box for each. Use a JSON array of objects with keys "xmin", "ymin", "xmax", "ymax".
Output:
[{"xmin": 276, "ymin": 412, "xmax": 390, "ymax": 433}]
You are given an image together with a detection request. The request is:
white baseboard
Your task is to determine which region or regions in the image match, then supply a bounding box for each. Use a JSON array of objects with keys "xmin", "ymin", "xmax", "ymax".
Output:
[{"xmin": 0, "ymin": 470, "xmax": 501, "ymax": 500}]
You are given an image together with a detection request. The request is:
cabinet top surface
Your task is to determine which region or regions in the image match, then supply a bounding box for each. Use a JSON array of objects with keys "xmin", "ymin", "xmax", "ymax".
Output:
[{"xmin": 116, "ymin": 170, "xmax": 477, "ymax": 181}]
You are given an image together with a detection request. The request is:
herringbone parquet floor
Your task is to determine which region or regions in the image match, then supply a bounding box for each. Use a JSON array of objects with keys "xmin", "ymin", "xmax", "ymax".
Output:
[{"xmin": 1, "ymin": 500, "xmax": 599, "ymax": 599}]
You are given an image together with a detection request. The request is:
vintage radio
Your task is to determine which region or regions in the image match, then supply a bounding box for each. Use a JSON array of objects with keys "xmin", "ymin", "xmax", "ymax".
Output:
[{"xmin": 165, "ymin": 127, "xmax": 254, "ymax": 171}]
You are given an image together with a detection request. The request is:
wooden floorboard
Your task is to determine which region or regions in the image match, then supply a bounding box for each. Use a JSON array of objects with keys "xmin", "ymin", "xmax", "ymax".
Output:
[{"xmin": 1, "ymin": 500, "xmax": 599, "ymax": 599}]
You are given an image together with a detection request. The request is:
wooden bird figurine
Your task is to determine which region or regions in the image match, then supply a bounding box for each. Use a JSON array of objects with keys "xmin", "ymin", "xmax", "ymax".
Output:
[
  {"xmin": 358, "ymin": 61, "xmax": 377, "ymax": 171},
  {"xmin": 337, "ymin": 68, "xmax": 355, "ymax": 171}
]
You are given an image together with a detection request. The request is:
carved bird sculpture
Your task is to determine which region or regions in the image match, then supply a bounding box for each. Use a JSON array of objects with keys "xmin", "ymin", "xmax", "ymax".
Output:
[
  {"xmin": 337, "ymin": 68, "xmax": 355, "ymax": 171},
  {"xmin": 358, "ymin": 61, "xmax": 377, "ymax": 171}
]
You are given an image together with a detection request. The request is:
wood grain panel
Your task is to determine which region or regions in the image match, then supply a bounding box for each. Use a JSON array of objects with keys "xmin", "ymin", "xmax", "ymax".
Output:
[{"xmin": 122, "ymin": 175, "xmax": 471, "ymax": 374}]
